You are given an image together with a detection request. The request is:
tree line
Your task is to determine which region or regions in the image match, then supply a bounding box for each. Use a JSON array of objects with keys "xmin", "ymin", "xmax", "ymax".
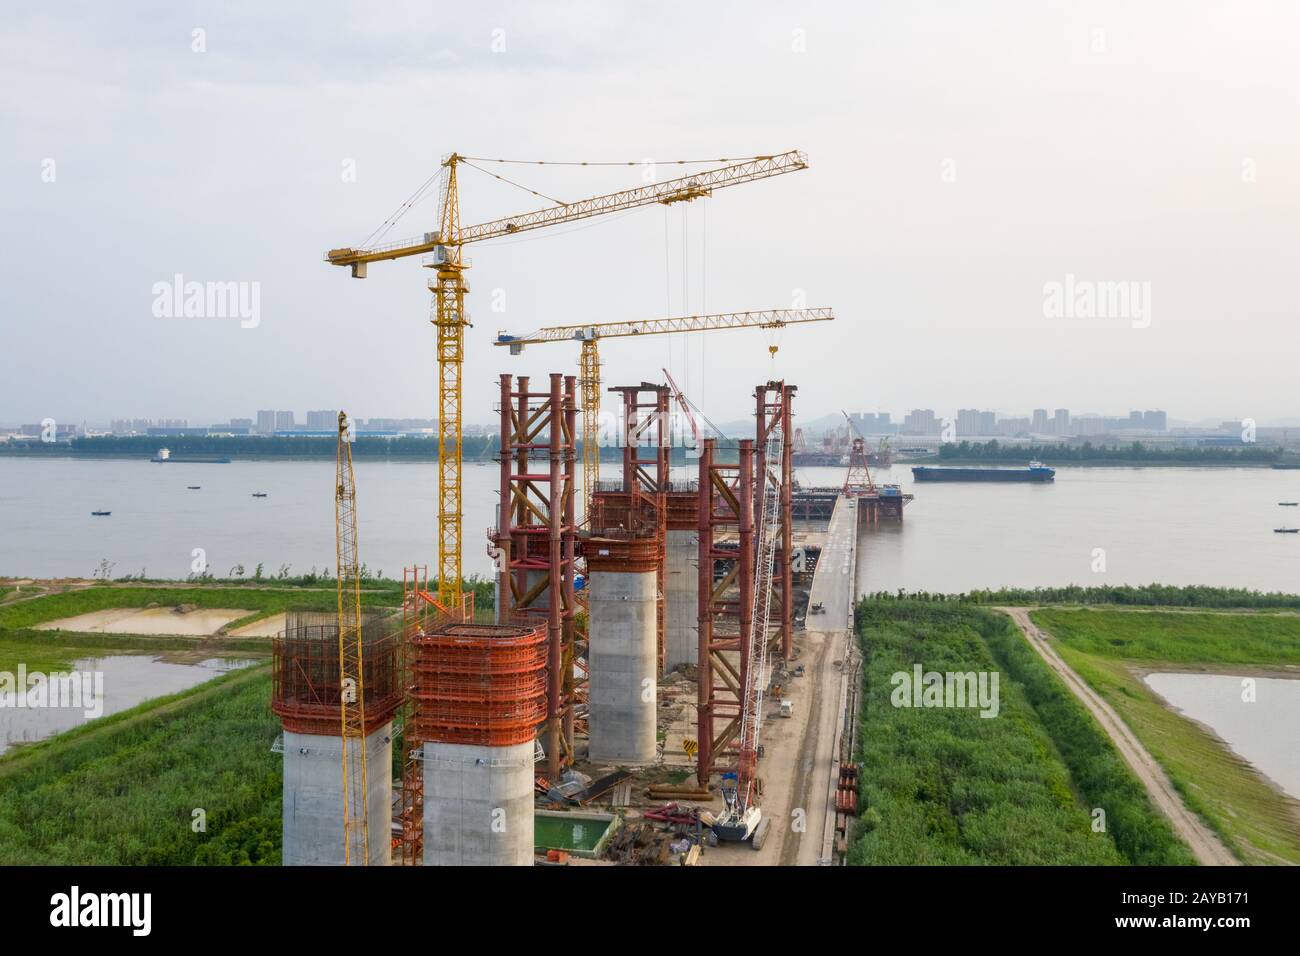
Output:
[{"xmin": 933, "ymin": 439, "xmax": 1284, "ymax": 464}]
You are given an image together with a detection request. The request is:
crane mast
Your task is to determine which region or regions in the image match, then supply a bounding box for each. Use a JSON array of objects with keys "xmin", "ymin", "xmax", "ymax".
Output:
[
  {"xmin": 430, "ymin": 159, "xmax": 468, "ymax": 608},
  {"xmin": 335, "ymin": 411, "xmax": 369, "ymax": 865}
]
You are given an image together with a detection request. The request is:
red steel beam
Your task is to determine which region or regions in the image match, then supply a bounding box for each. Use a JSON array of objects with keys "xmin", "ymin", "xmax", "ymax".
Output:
[{"xmin": 494, "ymin": 372, "xmax": 577, "ymax": 782}]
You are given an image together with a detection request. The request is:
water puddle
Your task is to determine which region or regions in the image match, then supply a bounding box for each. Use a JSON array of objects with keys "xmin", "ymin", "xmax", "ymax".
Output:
[
  {"xmin": 0, "ymin": 655, "xmax": 255, "ymax": 755},
  {"xmin": 1144, "ymin": 672, "xmax": 1300, "ymax": 799}
]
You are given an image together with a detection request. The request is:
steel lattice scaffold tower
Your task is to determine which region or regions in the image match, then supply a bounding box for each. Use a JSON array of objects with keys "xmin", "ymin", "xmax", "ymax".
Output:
[
  {"xmin": 495, "ymin": 308, "xmax": 832, "ymax": 522},
  {"xmin": 756, "ymin": 382, "xmax": 796, "ymax": 661},
  {"xmin": 695, "ymin": 436, "xmax": 754, "ymax": 787},
  {"xmin": 490, "ymin": 373, "xmax": 578, "ymax": 781}
]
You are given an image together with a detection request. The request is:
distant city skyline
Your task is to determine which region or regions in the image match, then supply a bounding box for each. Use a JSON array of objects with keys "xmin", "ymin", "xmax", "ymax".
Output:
[{"xmin": 8, "ymin": 401, "xmax": 1294, "ymax": 443}]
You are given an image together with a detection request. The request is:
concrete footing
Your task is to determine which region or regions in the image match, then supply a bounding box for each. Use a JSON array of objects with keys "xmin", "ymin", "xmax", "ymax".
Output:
[
  {"xmin": 281, "ymin": 723, "xmax": 393, "ymax": 866},
  {"xmin": 422, "ymin": 739, "xmax": 536, "ymax": 866}
]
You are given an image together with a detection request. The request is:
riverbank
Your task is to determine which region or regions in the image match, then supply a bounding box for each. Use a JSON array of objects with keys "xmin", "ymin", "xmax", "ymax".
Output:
[
  {"xmin": 0, "ymin": 665, "xmax": 280, "ymax": 864},
  {"xmin": 1029, "ymin": 607, "xmax": 1300, "ymax": 864}
]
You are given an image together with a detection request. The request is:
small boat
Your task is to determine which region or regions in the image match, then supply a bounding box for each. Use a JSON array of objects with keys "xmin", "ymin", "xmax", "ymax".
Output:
[
  {"xmin": 252, "ymin": 492, "xmax": 269, "ymax": 498},
  {"xmin": 1275, "ymin": 527, "xmax": 1299, "ymax": 534},
  {"xmin": 187, "ymin": 486, "xmax": 201, "ymax": 490},
  {"xmin": 91, "ymin": 510, "xmax": 111, "ymax": 516},
  {"xmin": 1279, "ymin": 501, "xmax": 1298, "ymax": 506}
]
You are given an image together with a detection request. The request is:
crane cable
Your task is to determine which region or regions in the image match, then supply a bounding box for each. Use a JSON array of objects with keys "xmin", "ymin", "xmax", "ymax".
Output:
[
  {"xmin": 458, "ymin": 155, "xmax": 771, "ymax": 167},
  {"xmin": 355, "ymin": 152, "xmax": 764, "ymax": 248},
  {"xmin": 358, "ymin": 169, "xmax": 441, "ymax": 249},
  {"xmin": 458, "ymin": 158, "xmax": 568, "ymax": 207}
]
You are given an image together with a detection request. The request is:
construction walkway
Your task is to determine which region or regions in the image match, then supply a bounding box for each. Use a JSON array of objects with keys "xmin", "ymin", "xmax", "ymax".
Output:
[
  {"xmin": 786, "ymin": 494, "xmax": 857, "ymax": 865},
  {"xmin": 704, "ymin": 494, "xmax": 857, "ymax": 866}
]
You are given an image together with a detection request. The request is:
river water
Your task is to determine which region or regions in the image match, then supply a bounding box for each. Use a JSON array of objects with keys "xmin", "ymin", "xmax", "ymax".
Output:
[{"xmin": 1, "ymin": 457, "xmax": 1299, "ymax": 593}]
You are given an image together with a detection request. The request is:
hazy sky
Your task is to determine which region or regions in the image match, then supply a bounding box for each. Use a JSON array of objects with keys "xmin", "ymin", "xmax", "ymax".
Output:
[{"xmin": 2, "ymin": 1, "xmax": 1298, "ymax": 428}]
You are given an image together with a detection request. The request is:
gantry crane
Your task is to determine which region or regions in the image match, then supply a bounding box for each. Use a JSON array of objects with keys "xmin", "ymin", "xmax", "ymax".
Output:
[
  {"xmin": 495, "ymin": 308, "xmax": 834, "ymax": 520},
  {"xmin": 841, "ymin": 409, "xmax": 876, "ymax": 496},
  {"xmin": 334, "ymin": 411, "xmax": 369, "ymax": 865},
  {"xmin": 326, "ymin": 151, "xmax": 809, "ymax": 606}
]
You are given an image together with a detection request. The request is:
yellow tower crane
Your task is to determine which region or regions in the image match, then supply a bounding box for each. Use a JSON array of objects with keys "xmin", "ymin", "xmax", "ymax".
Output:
[
  {"xmin": 334, "ymin": 411, "xmax": 369, "ymax": 865},
  {"xmin": 494, "ymin": 308, "xmax": 835, "ymax": 519},
  {"xmin": 325, "ymin": 151, "xmax": 809, "ymax": 606}
]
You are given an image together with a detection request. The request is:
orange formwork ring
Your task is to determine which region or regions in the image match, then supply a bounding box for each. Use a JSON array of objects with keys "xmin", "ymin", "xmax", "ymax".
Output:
[
  {"xmin": 583, "ymin": 531, "xmax": 662, "ymax": 574},
  {"xmin": 410, "ymin": 621, "xmax": 549, "ymax": 747}
]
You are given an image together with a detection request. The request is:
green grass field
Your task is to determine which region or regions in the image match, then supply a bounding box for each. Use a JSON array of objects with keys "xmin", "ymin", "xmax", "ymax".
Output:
[
  {"xmin": 849, "ymin": 601, "xmax": 1191, "ymax": 865},
  {"xmin": 1031, "ymin": 608, "xmax": 1300, "ymax": 865},
  {"xmin": 1031, "ymin": 607, "xmax": 1300, "ymax": 665},
  {"xmin": 0, "ymin": 666, "xmax": 281, "ymax": 865}
]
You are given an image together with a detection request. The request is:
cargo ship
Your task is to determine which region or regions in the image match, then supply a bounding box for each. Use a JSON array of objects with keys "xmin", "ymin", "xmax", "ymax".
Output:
[
  {"xmin": 912, "ymin": 461, "xmax": 1056, "ymax": 482},
  {"xmin": 149, "ymin": 447, "xmax": 231, "ymax": 464}
]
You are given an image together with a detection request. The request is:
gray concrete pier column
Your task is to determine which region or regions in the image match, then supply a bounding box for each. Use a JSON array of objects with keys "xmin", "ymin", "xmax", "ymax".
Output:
[
  {"xmin": 664, "ymin": 528, "xmax": 699, "ymax": 673},
  {"xmin": 587, "ymin": 550, "xmax": 659, "ymax": 764},
  {"xmin": 422, "ymin": 739, "xmax": 536, "ymax": 866},
  {"xmin": 281, "ymin": 723, "xmax": 393, "ymax": 866}
]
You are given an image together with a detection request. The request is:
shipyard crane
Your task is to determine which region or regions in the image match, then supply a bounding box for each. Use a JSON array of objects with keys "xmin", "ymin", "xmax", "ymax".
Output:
[
  {"xmin": 841, "ymin": 409, "xmax": 876, "ymax": 496},
  {"xmin": 326, "ymin": 151, "xmax": 809, "ymax": 605},
  {"xmin": 495, "ymin": 307, "xmax": 834, "ymax": 520},
  {"xmin": 334, "ymin": 411, "xmax": 369, "ymax": 865}
]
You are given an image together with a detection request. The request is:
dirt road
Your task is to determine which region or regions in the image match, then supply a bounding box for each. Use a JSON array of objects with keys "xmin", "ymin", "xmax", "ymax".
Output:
[{"xmin": 1000, "ymin": 607, "xmax": 1239, "ymax": 866}]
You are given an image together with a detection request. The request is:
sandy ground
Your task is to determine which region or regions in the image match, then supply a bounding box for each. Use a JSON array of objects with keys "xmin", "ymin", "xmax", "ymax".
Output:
[
  {"xmin": 1000, "ymin": 606, "xmax": 1239, "ymax": 866},
  {"xmin": 35, "ymin": 607, "xmax": 252, "ymax": 637},
  {"xmin": 227, "ymin": 613, "xmax": 286, "ymax": 637}
]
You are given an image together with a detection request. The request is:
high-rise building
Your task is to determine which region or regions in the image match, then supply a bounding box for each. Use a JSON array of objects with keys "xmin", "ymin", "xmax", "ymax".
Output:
[
  {"xmin": 951, "ymin": 409, "xmax": 999, "ymax": 435},
  {"xmin": 848, "ymin": 411, "xmax": 892, "ymax": 435},
  {"xmin": 275, "ymin": 410, "xmax": 295, "ymax": 431},
  {"xmin": 306, "ymin": 409, "xmax": 336, "ymax": 430},
  {"xmin": 1142, "ymin": 409, "xmax": 1167, "ymax": 431},
  {"xmin": 256, "ymin": 410, "xmax": 276, "ymax": 434},
  {"xmin": 902, "ymin": 409, "xmax": 939, "ymax": 436},
  {"xmin": 1032, "ymin": 408, "xmax": 1049, "ymax": 433},
  {"xmin": 1053, "ymin": 408, "xmax": 1070, "ymax": 436}
]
